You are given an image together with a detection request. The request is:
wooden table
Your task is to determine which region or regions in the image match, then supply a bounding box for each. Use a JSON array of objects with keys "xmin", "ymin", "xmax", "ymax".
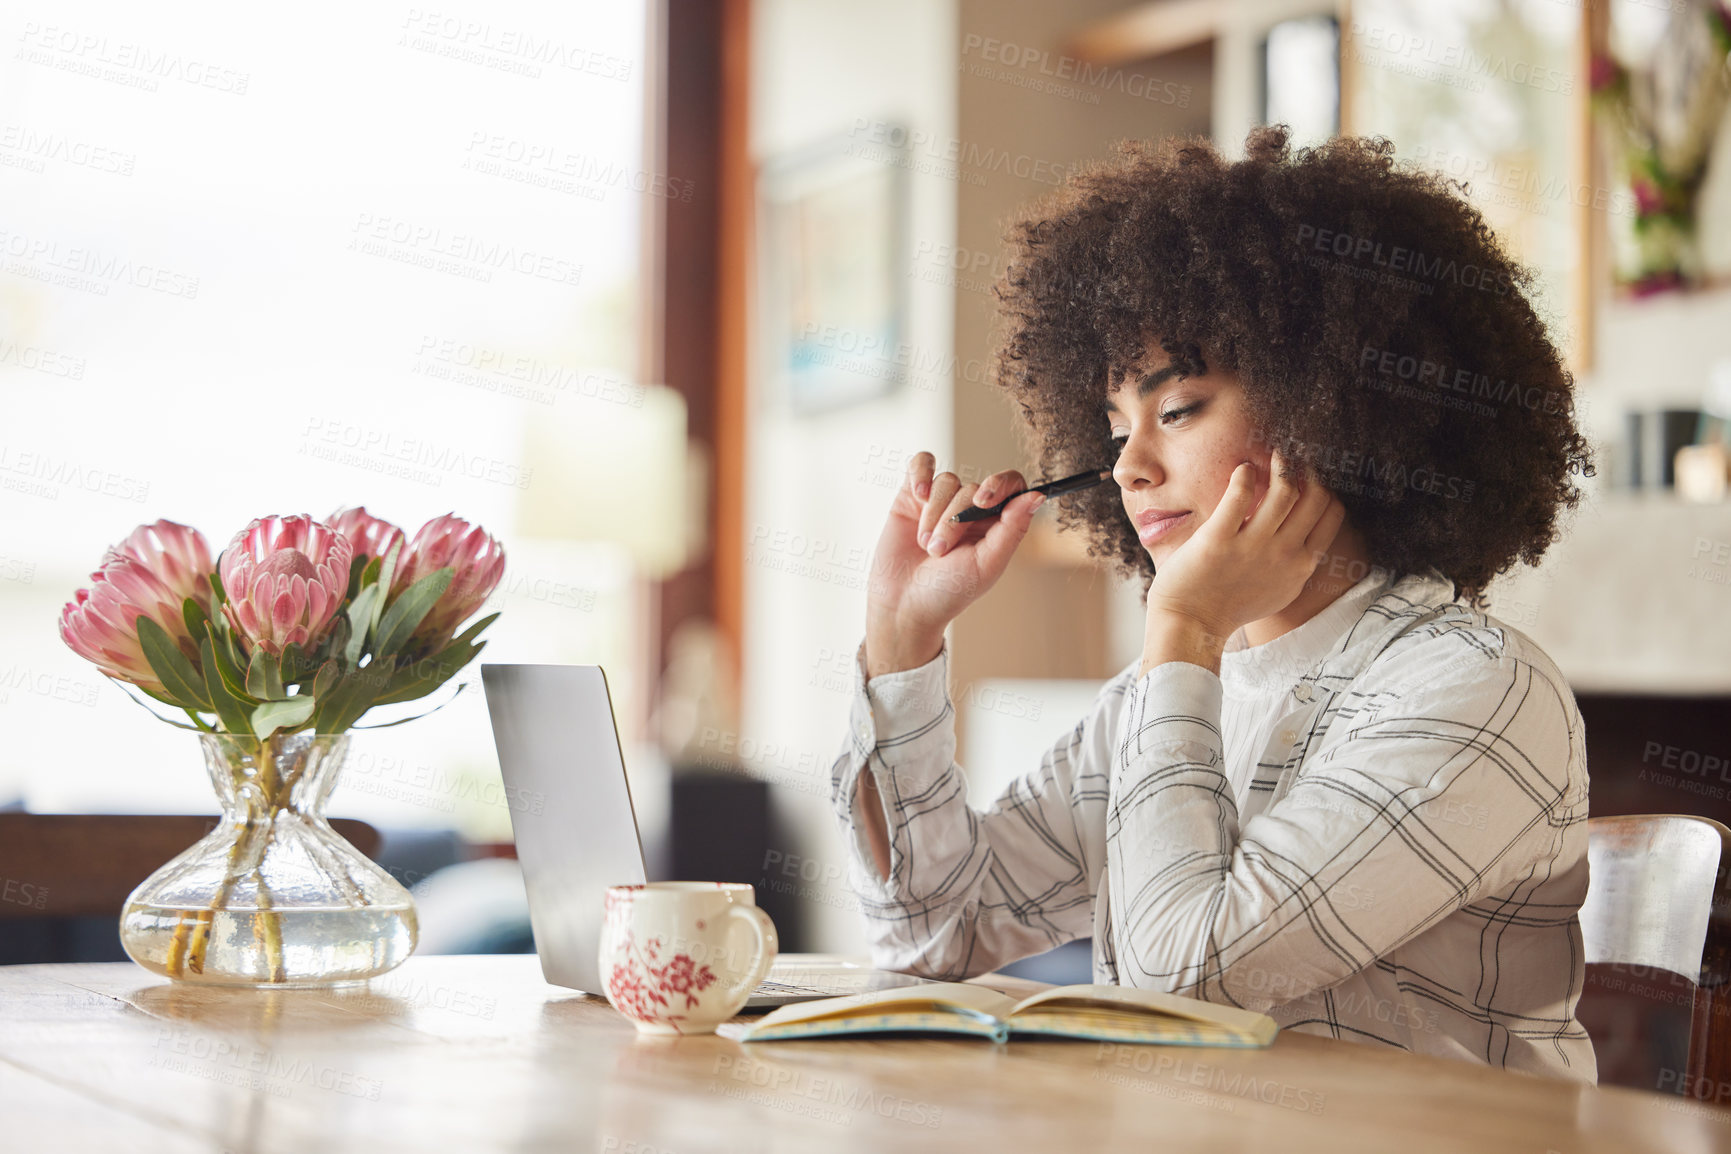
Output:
[{"xmin": 3, "ymin": 954, "xmax": 1728, "ymax": 1153}]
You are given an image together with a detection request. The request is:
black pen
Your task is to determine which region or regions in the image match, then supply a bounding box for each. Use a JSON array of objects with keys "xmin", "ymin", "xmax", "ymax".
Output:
[{"xmin": 951, "ymin": 467, "xmax": 1114, "ymax": 522}]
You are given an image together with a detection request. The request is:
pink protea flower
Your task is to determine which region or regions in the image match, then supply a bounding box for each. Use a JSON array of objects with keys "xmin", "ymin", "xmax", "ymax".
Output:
[
  {"xmin": 1588, "ymin": 53, "xmax": 1622, "ymax": 94},
  {"xmin": 1631, "ymin": 177, "xmax": 1664, "ymax": 218},
  {"xmin": 392, "ymin": 514, "xmax": 505, "ymax": 649},
  {"xmin": 219, "ymin": 515, "xmax": 353, "ymax": 656},
  {"xmin": 327, "ymin": 506, "xmax": 406, "ymax": 566},
  {"xmin": 60, "ymin": 555, "xmax": 205, "ymax": 694},
  {"xmin": 102, "ymin": 519, "xmax": 215, "ymax": 612}
]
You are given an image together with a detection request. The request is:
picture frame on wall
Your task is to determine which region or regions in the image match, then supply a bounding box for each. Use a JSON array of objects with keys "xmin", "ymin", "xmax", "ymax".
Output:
[
  {"xmin": 755, "ymin": 128, "xmax": 910, "ymax": 416},
  {"xmin": 1341, "ymin": 0, "xmax": 1595, "ymax": 372}
]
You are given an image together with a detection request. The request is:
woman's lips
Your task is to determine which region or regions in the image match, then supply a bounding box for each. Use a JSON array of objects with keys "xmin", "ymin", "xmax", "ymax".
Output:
[{"xmin": 1135, "ymin": 510, "xmax": 1190, "ymax": 546}]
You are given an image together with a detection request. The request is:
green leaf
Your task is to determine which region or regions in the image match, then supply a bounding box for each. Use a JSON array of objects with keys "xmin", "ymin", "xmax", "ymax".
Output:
[
  {"xmin": 139, "ymin": 681, "xmax": 208, "ymax": 719},
  {"xmin": 372, "ymin": 640, "xmax": 487, "ymax": 705},
  {"xmin": 354, "ymin": 708, "xmax": 445, "ymax": 729},
  {"xmin": 252, "ymin": 696, "xmax": 315, "ymax": 737},
  {"xmin": 279, "ymin": 642, "xmax": 311, "ymax": 685},
  {"xmin": 448, "ymin": 612, "xmax": 499, "ymax": 651},
  {"xmin": 322, "ymin": 616, "xmax": 351, "ymax": 666},
  {"xmin": 325, "ymin": 689, "xmax": 380, "ymax": 733},
  {"xmin": 244, "ymin": 651, "xmax": 267, "ymax": 698},
  {"xmin": 372, "ymin": 664, "xmax": 438, "ymax": 703},
  {"xmin": 344, "ymin": 583, "xmax": 382, "ymax": 665},
  {"xmin": 375, "ymin": 539, "xmax": 404, "ymax": 625},
  {"xmin": 137, "ymin": 683, "xmax": 183, "ymax": 706},
  {"xmin": 200, "ymin": 636, "xmax": 255, "ymax": 734},
  {"xmin": 312, "ymin": 658, "xmax": 340, "ymax": 701},
  {"xmin": 310, "ymin": 666, "xmax": 379, "ymax": 734},
  {"xmin": 203, "ymin": 622, "xmax": 256, "ymax": 704},
  {"xmin": 116, "ymin": 681, "xmax": 204, "ymax": 731},
  {"xmin": 136, "ymin": 616, "xmax": 212, "ymax": 711},
  {"xmin": 345, "ymin": 552, "xmax": 368, "ymax": 600},
  {"xmin": 208, "ymin": 569, "xmax": 227, "ymax": 606},
  {"xmin": 360, "ymin": 555, "xmax": 382, "ymax": 589},
  {"xmin": 366, "ymin": 612, "xmax": 498, "ymax": 707},
  {"xmin": 355, "ymin": 680, "xmax": 468, "ymax": 727},
  {"xmin": 374, "ymin": 568, "xmax": 452, "ymax": 656},
  {"xmin": 205, "ymin": 605, "xmax": 246, "ymax": 666},
  {"xmin": 245, "ymin": 649, "xmax": 288, "ymax": 701},
  {"xmin": 182, "ymin": 598, "xmax": 211, "ymax": 648}
]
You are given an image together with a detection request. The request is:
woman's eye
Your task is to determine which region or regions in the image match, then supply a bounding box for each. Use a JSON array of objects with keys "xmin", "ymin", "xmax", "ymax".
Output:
[
  {"xmin": 1159, "ymin": 401, "xmax": 1203, "ymax": 425},
  {"xmin": 1108, "ymin": 433, "xmax": 1129, "ymax": 454}
]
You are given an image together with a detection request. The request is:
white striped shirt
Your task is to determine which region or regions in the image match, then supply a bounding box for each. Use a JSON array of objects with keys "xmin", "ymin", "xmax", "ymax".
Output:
[{"xmin": 831, "ymin": 568, "xmax": 1596, "ymax": 1081}]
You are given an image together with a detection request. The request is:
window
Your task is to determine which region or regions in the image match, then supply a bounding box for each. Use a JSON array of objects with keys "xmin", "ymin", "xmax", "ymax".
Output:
[{"xmin": 1, "ymin": 3, "xmax": 653, "ymax": 838}]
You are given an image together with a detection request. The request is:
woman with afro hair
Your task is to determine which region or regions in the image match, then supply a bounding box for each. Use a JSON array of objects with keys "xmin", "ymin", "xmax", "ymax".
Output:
[{"xmin": 830, "ymin": 126, "xmax": 1598, "ymax": 1081}]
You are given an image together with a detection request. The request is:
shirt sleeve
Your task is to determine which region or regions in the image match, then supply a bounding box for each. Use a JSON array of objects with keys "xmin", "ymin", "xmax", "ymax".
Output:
[
  {"xmin": 829, "ymin": 637, "xmax": 1110, "ymax": 979},
  {"xmin": 1107, "ymin": 651, "xmax": 1583, "ymax": 1012}
]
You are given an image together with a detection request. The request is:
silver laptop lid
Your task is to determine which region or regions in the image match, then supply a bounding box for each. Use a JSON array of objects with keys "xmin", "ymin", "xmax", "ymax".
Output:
[{"xmin": 480, "ymin": 663, "xmax": 646, "ymax": 994}]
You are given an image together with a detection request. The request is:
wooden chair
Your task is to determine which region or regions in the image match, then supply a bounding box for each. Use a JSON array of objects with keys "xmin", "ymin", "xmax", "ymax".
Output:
[
  {"xmin": 0, "ymin": 813, "xmax": 381, "ymax": 920},
  {"xmin": 1579, "ymin": 814, "xmax": 1731, "ymax": 1101}
]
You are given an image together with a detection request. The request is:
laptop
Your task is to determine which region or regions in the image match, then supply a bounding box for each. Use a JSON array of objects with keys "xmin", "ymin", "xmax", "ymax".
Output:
[{"xmin": 479, "ymin": 662, "xmax": 935, "ymax": 1008}]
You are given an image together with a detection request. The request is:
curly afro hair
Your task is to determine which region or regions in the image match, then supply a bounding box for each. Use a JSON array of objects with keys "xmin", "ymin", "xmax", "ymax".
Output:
[{"xmin": 989, "ymin": 125, "xmax": 1595, "ymax": 605}]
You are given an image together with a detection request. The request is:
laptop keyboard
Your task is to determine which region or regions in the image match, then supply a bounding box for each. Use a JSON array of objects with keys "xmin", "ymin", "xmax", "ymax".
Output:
[{"xmin": 754, "ymin": 970, "xmax": 931, "ymax": 998}]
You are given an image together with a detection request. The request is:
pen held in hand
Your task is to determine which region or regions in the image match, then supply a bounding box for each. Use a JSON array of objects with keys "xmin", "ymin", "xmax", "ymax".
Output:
[{"xmin": 951, "ymin": 468, "xmax": 1114, "ymax": 523}]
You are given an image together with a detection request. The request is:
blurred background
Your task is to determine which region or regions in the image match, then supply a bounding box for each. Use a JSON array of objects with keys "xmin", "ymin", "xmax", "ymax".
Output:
[{"xmin": 4, "ymin": 0, "xmax": 1731, "ymax": 1083}]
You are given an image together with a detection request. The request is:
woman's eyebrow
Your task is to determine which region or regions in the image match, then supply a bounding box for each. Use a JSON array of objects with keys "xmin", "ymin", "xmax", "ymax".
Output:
[{"xmin": 1102, "ymin": 365, "xmax": 1183, "ymax": 414}]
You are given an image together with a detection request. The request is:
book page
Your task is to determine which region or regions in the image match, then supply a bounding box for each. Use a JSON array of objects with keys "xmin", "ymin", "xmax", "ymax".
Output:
[
  {"xmin": 1008, "ymin": 984, "xmax": 1273, "ymax": 1035},
  {"xmin": 750, "ymin": 982, "xmax": 1019, "ymax": 1029},
  {"xmin": 1008, "ymin": 1004, "xmax": 1267, "ymax": 1046}
]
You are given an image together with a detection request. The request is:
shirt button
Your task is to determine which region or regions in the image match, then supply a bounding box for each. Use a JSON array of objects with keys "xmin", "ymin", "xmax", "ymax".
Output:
[
  {"xmin": 1280, "ymin": 729, "xmax": 1298, "ymax": 745},
  {"xmin": 858, "ymin": 723, "xmax": 874, "ymax": 744},
  {"xmin": 1294, "ymin": 684, "xmax": 1312, "ymax": 702}
]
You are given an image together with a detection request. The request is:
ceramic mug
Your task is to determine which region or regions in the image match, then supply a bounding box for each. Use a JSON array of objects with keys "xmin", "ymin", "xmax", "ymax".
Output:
[{"xmin": 599, "ymin": 882, "xmax": 778, "ymax": 1034}]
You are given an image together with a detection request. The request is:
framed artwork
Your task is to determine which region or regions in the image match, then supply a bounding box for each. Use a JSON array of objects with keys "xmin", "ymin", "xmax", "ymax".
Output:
[
  {"xmin": 1592, "ymin": 0, "xmax": 1731, "ymax": 294},
  {"xmin": 1342, "ymin": 0, "xmax": 1595, "ymax": 371},
  {"xmin": 756, "ymin": 129, "xmax": 910, "ymax": 415}
]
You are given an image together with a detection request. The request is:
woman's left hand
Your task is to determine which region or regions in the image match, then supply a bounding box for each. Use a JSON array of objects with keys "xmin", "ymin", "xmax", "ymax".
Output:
[{"xmin": 1141, "ymin": 448, "xmax": 1347, "ymax": 675}]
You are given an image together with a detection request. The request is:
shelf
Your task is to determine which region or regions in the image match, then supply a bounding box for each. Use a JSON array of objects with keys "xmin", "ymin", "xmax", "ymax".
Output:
[
  {"xmin": 1064, "ymin": 0, "xmax": 1217, "ymax": 64},
  {"xmin": 1484, "ymin": 494, "xmax": 1731, "ymax": 694}
]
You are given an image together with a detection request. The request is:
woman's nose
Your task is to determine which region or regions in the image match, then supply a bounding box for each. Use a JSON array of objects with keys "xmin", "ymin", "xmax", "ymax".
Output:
[{"xmin": 1112, "ymin": 433, "xmax": 1161, "ymax": 491}]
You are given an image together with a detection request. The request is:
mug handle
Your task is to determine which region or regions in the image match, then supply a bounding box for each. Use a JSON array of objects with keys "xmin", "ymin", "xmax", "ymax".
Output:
[{"xmin": 718, "ymin": 904, "xmax": 779, "ymax": 1004}]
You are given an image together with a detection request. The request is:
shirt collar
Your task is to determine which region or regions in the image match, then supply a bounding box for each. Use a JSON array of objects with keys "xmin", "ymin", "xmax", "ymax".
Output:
[{"xmin": 1220, "ymin": 567, "xmax": 1452, "ymax": 694}]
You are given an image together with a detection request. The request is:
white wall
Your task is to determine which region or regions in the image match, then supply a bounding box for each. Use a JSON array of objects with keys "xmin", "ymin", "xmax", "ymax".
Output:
[{"xmin": 743, "ymin": 0, "xmax": 958, "ymax": 952}]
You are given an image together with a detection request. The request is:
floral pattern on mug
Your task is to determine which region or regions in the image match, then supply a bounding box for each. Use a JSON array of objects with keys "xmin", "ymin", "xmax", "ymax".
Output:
[
  {"xmin": 604, "ymin": 929, "xmax": 718, "ymax": 1025},
  {"xmin": 600, "ymin": 882, "xmax": 777, "ymax": 1034}
]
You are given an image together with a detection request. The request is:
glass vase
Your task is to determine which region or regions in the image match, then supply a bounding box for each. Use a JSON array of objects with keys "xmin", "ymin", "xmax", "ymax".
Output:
[{"xmin": 119, "ymin": 732, "xmax": 417, "ymax": 986}]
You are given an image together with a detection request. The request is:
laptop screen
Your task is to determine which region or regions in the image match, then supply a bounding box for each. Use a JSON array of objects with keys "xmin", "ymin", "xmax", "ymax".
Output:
[{"xmin": 481, "ymin": 663, "xmax": 647, "ymax": 994}]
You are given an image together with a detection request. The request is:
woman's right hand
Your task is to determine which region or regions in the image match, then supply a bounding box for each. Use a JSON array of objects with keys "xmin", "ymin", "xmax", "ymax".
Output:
[{"xmin": 862, "ymin": 450, "xmax": 1046, "ymax": 680}]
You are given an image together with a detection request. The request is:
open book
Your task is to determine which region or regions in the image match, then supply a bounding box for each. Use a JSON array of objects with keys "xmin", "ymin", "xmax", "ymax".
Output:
[{"xmin": 739, "ymin": 982, "xmax": 1277, "ymax": 1047}]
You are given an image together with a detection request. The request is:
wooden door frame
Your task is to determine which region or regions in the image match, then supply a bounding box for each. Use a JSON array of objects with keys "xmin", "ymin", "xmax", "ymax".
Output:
[{"xmin": 649, "ymin": 0, "xmax": 751, "ymax": 698}]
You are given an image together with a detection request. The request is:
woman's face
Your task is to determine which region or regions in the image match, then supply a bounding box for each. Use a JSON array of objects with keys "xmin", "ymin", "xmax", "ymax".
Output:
[{"xmin": 1104, "ymin": 347, "xmax": 1272, "ymax": 565}]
